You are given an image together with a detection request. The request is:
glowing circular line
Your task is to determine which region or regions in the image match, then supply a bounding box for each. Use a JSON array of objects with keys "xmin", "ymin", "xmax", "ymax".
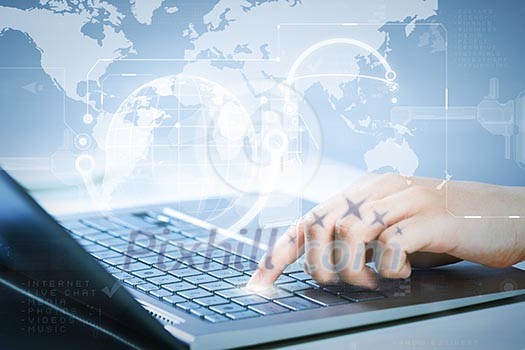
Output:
[
  {"xmin": 284, "ymin": 37, "xmax": 396, "ymax": 102},
  {"xmin": 286, "ymin": 73, "xmax": 394, "ymax": 85}
]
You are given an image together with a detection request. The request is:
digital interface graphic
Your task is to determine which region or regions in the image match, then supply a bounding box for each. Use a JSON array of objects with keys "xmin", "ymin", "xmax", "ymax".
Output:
[
  {"xmin": 0, "ymin": 1, "xmax": 525, "ymax": 348},
  {"xmin": 2, "ymin": 0, "xmax": 524, "ymax": 221}
]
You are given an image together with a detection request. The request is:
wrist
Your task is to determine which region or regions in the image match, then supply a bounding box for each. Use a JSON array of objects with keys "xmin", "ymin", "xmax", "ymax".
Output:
[
  {"xmin": 516, "ymin": 188, "xmax": 525, "ymax": 262},
  {"xmin": 503, "ymin": 186, "xmax": 525, "ymax": 263}
]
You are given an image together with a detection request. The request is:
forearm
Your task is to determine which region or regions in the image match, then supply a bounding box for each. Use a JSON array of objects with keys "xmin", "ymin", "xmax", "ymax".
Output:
[
  {"xmin": 519, "ymin": 224, "xmax": 525, "ymax": 263},
  {"xmin": 506, "ymin": 187, "xmax": 525, "ymax": 262}
]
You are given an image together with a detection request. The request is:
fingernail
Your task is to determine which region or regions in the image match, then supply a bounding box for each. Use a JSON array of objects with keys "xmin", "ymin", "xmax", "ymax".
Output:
[
  {"xmin": 399, "ymin": 264, "xmax": 411, "ymax": 278},
  {"xmin": 246, "ymin": 269, "xmax": 265, "ymax": 291},
  {"xmin": 303, "ymin": 262, "xmax": 310, "ymax": 274}
]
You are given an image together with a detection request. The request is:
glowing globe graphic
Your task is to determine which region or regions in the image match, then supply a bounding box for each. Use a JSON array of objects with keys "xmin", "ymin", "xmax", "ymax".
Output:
[
  {"xmin": 100, "ymin": 74, "xmax": 256, "ymax": 222},
  {"xmin": 79, "ymin": 73, "xmax": 323, "ymax": 229}
]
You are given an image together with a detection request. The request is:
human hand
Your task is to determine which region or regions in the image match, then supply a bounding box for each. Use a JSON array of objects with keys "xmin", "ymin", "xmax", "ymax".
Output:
[{"xmin": 247, "ymin": 173, "xmax": 525, "ymax": 291}]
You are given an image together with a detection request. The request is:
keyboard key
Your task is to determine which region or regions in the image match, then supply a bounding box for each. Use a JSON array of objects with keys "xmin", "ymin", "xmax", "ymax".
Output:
[
  {"xmin": 216, "ymin": 288, "xmax": 252, "ymax": 299},
  {"xmin": 257, "ymin": 288, "xmax": 293, "ymax": 300},
  {"xmin": 278, "ymin": 281, "xmax": 311, "ymax": 293},
  {"xmin": 104, "ymin": 266, "xmax": 121, "ymax": 274},
  {"xmin": 108, "ymin": 228, "xmax": 140, "ymax": 238},
  {"xmin": 275, "ymin": 275, "xmax": 295, "ymax": 284},
  {"xmin": 85, "ymin": 244, "xmax": 107, "ymax": 253},
  {"xmin": 283, "ymin": 262, "xmax": 304, "ymax": 274},
  {"xmin": 112, "ymin": 272, "xmax": 133, "ymax": 281},
  {"xmin": 229, "ymin": 259, "xmax": 259, "ymax": 272},
  {"xmin": 248, "ymin": 303, "xmax": 289, "ymax": 316},
  {"xmin": 144, "ymin": 211, "xmax": 172, "ymax": 224},
  {"xmin": 118, "ymin": 261, "xmax": 150, "ymax": 272},
  {"xmin": 156, "ymin": 231, "xmax": 188, "ymax": 242},
  {"xmin": 305, "ymin": 279, "xmax": 320, "ymax": 288},
  {"xmin": 92, "ymin": 250, "xmax": 122, "ymax": 260},
  {"xmin": 184, "ymin": 274, "xmax": 218, "ymax": 285},
  {"xmin": 210, "ymin": 303, "xmax": 245, "ymax": 314},
  {"xmin": 105, "ymin": 255, "xmax": 136, "ymax": 266},
  {"xmin": 183, "ymin": 227, "xmax": 214, "ymax": 239},
  {"xmin": 176, "ymin": 301, "xmax": 200, "ymax": 311},
  {"xmin": 296, "ymin": 289, "xmax": 348, "ymax": 306},
  {"xmin": 134, "ymin": 270, "xmax": 166, "ymax": 280},
  {"xmin": 164, "ymin": 250, "xmax": 198, "ymax": 260},
  {"xmin": 194, "ymin": 295, "xmax": 228, "ymax": 307},
  {"xmin": 82, "ymin": 217, "xmax": 125, "ymax": 231},
  {"xmin": 60, "ymin": 219, "xmax": 89, "ymax": 230},
  {"xmin": 289, "ymin": 272, "xmax": 311, "ymax": 281},
  {"xmin": 200, "ymin": 281, "xmax": 233, "ymax": 292},
  {"xmin": 323, "ymin": 283, "xmax": 369, "ymax": 295},
  {"xmin": 137, "ymin": 283, "xmax": 160, "ymax": 293},
  {"xmin": 150, "ymin": 289, "xmax": 173, "ymax": 299},
  {"xmin": 123, "ymin": 246, "xmax": 157, "ymax": 258},
  {"xmin": 274, "ymin": 296, "xmax": 320, "ymax": 311},
  {"xmin": 72, "ymin": 235, "xmax": 89, "ymax": 242},
  {"xmin": 123, "ymin": 277, "xmax": 147, "ymax": 287},
  {"xmin": 107, "ymin": 213, "xmax": 160, "ymax": 230},
  {"xmin": 168, "ymin": 267, "xmax": 201, "ymax": 278},
  {"xmin": 96, "ymin": 237, "xmax": 127, "ymax": 248},
  {"xmin": 163, "ymin": 281, "xmax": 196, "ymax": 293},
  {"xmin": 69, "ymin": 232, "xmax": 82, "ymax": 239},
  {"xmin": 178, "ymin": 288, "xmax": 213, "ymax": 300},
  {"xmin": 226, "ymin": 310, "xmax": 259, "ymax": 320},
  {"xmin": 190, "ymin": 308, "xmax": 216, "ymax": 318},
  {"xmin": 193, "ymin": 262, "xmax": 226, "ymax": 272},
  {"xmin": 204, "ymin": 314, "xmax": 229, "ymax": 323},
  {"xmin": 223, "ymin": 242, "xmax": 265, "ymax": 261},
  {"xmin": 147, "ymin": 275, "xmax": 180, "ymax": 286},
  {"xmin": 109, "ymin": 243, "xmax": 134, "ymax": 254},
  {"xmin": 341, "ymin": 291, "xmax": 385, "ymax": 302},
  {"xmin": 209, "ymin": 268, "xmax": 242, "ymax": 279},
  {"xmin": 199, "ymin": 249, "xmax": 232, "ymax": 260},
  {"xmin": 71, "ymin": 227, "xmax": 102, "ymax": 237},
  {"xmin": 178, "ymin": 255, "xmax": 211, "ymax": 265},
  {"xmin": 173, "ymin": 239, "xmax": 203, "ymax": 253},
  {"xmin": 84, "ymin": 232, "xmax": 115, "ymax": 241},
  {"xmin": 167, "ymin": 221, "xmax": 197, "ymax": 233},
  {"xmin": 224, "ymin": 275, "xmax": 250, "ymax": 286},
  {"xmin": 68, "ymin": 230, "xmax": 84, "ymax": 237},
  {"xmin": 138, "ymin": 255, "xmax": 172, "ymax": 265},
  {"xmin": 153, "ymin": 260, "xmax": 185, "ymax": 272},
  {"xmin": 162, "ymin": 295, "xmax": 185, "ymax": 305},
  {"xmin": 232, "ymin": 295, "xmax": 267, "ymax": 306}
]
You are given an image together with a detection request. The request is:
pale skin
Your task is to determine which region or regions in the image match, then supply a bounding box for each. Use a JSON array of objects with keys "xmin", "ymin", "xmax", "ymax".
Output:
[{"xmin": 247, "ymin": 173, "xmax": 525, "ymax": 291}]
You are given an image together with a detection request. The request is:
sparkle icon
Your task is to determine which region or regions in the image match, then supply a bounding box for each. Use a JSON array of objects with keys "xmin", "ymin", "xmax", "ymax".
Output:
[
  {"xmin": 342, "ymin": 197, "xmax": 366, "ymax": 221},
  {"xmin": 311, "ymin": 212, "xmax": 328, "ymax": 228},
  {"xmin": 371, "ymin": 210, "xmax": 387, "ymax": 227}
]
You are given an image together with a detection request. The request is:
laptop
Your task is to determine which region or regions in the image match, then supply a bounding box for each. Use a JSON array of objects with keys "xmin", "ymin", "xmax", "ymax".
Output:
[{"xmin": 0, "ymin": 168, "xmax": 524, "ymax": 350}]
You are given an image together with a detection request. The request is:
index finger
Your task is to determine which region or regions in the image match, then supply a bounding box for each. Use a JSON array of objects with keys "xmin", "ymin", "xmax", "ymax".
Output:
[
  {"xmin": 247, "ymin": 190, "xmax": 351, "ymax": 290},
  {"xmin": 246, "ymin": 221, "xmax": 306, "ymax": 291}
]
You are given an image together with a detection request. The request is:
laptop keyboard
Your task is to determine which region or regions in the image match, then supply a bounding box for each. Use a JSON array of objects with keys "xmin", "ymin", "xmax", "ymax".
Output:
[{"xmin": 60, "ymin": 209, "xmax": 385, "ymax": 323}]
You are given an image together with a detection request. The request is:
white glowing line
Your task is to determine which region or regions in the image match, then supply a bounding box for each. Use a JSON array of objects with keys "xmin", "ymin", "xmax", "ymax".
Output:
[
  {"xmin": 296, "ymin": 113, "xmax": 320, "ymax": 150},
  {"xmin": 284, "ymin": 37, "xmax": 395, "ymax": 101},
  {"xmin": 286, "ymin": 73, "xmax": 393, "ymax": 85},
  {"xmin": 227, "ymin": 194, "xmax": 270, "ymax": 235}
]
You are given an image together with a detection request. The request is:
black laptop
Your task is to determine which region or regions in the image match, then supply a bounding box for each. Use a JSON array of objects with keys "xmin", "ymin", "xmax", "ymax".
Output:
[{"xmin": 0, "ymin": 168, "xmax": 524, "ymax": 349}]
